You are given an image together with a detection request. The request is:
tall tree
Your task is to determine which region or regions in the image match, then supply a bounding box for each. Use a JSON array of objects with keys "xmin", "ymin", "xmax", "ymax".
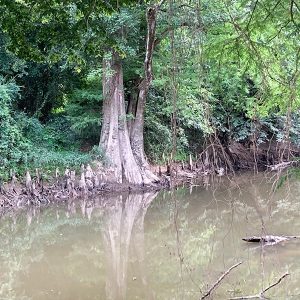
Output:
[
  {"xmin": 100, "ymin": 50, "xmax": 144, "ymax": 184},
  {"xmin": 100, "ymin": 2, "xmax": 163, "ymax": 184},
  {"xmin": 1, "ymin": 0, "xmax": 162, "ymax": 184},
  {"xmin": 130, "ymin": 3, "xmax": 162, "ymax": 183}
]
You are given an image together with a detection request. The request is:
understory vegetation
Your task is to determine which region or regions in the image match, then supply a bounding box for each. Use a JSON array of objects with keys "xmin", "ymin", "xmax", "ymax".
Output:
[{"xmin": 0, "ymin": 0, "xmax": 299, "ymax": 181}]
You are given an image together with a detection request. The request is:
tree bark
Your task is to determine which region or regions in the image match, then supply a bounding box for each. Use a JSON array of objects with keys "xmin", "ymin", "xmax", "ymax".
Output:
[
  {"xmin": 126, "ymin": 91, "xmax": 137, "ymax": 136},
  {"xmin": 100, "ymin": 3, "xmax": 163, "ymax": 185},
  {"xmin": 100, "ymin": 50, "xmax": 143, "ymax": 185},
  {"xmin": 130, "ymin": 6, "xmax": 160, "ymax": 183}
]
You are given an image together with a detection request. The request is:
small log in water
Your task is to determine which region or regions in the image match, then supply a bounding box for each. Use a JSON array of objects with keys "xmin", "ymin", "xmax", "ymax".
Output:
[
  {"xmin": 242, "ymin": 235, "xmax": 299, "ymax": 245},
  {"xmin": 269, "ymin": 161, "xmax": 294, "ymax": 171}
]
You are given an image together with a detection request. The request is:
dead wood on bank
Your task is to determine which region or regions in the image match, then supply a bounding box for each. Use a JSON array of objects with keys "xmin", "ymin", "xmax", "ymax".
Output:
[{"xmin": 196, "ymin": 136, "xmax": 300, "ymax": 175}]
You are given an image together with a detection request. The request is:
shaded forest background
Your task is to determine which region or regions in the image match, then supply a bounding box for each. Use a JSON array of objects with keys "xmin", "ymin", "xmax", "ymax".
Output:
[{"xmin": 0, "ymin": 0, "xmax": 299, "ymax": 180}]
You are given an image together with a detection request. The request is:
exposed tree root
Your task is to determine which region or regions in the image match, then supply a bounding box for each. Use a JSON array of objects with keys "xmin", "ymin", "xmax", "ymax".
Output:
[
  {"xmin": 196, "ymin": 133, "xmax": 300, "ymax": 175},
  {"xmin": 0, "ymin": 164, "xmax": 164, "ymax": 214},
  {"xmin": 197, "ymin": 135, "xmax": 235, "ymax": 175}
]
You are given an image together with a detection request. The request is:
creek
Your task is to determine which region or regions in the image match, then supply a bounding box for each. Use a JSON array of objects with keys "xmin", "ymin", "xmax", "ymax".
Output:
[{"xmin": 1, "ymin": 172, "xmax": 300, "ymax": 299}]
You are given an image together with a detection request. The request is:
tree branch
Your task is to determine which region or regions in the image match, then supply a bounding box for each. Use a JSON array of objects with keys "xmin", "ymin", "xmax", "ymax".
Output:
[
  {"xmin": 154, "ymin": 22, "xmax": 202, "ymax": 47},
  {"xmin": 262, "ymin": 272, "xmax": 290, "ymax": 294},
  {"xmin": 246, "ymin": 0, "xmax": 259, "ymax": 30},
  {"xmin": 201, "ymin": 261, "xmax": 243, "ymax": 300},
  {"xmin": 229, "ymin": 273, "xmax": 290, "ymax": 300},
  {"xmin": 290, "ymin": 0, "xmax": 299, "ymax": 27},
  {"xmin": 262, "ymin": 0, "xmax": 282, "ymax": 22},
  {"xmin": 293, "ymin": 0, "xmax": 300, "ymax": 11},
  {"xmin": 157, "ymin": 0, "xmax": 167, "ymax": 10},
  {"xmin": 159, "ymin": 3, "xmax": 196, "ymax": 12},
  {"xmin": 143, "ymin": 4, "xmax": 158, "ymax": 87}
]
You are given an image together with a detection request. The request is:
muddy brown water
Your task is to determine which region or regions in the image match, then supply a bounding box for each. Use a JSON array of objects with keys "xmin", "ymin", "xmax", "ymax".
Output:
[{"xmin": 1, "ymin": 172, "xmax": 300, "ymax": 299}]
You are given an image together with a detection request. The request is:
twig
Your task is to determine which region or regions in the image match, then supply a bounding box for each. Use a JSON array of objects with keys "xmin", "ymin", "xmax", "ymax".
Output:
[
  {"xmin": 157, "ymin": 0, "xmax": 167, "ymax": 9},
  {"xmin": 201, "ymin": 261, "xmax": 243, "ymax": 300},
  {"xmin": 229, "ymin": 272, "xmax": 290, "ymax": 300},
  {"xmin": 262, "ymin": 273, "xmax": 289, "ymax": 294},
  {"xmin": 246, "ymin": 0, "xmax": 259, "ymax": 30}
]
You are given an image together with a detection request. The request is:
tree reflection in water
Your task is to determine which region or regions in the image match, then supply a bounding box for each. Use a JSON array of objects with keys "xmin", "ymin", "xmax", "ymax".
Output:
[
  {"xmin": 101, "ymin": 192, "xmax": 157, "ymax": 300},
  {"xmin": 1, "ymin": 173, "xmax": 300, "ymax": 299}
]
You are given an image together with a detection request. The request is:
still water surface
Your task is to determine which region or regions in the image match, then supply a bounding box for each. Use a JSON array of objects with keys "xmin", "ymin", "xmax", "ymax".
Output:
[{"xmin": 1, "ymin": 173, "xmax": 300, "ymax": 299}]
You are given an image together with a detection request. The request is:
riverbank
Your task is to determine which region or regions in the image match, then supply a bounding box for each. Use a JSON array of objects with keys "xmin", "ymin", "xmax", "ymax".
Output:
[
  {"xmin": 1, "ymin": 155, "xmax": 299, "ymax": 216},
  {"xmin": 0, "ymin": 160, "xmax": 218, "ymax": 214},
  {"xmin": 0, "ymin": 164, "xmax": 166, "ymax": 214},
  {"xmin": 0, "ymin": 157, "xmax": 195, "ymax": 210}
]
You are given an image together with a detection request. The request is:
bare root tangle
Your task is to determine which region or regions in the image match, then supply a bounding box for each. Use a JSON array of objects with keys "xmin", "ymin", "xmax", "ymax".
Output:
[
  {"xmin": 198, "ymin": 130, "xmax": 300, "ymax": 175},
  {"xmin": 201, "ymin": 261, "xmax": 243, "ymax": 300},
  {"xmin": 229, "ymin": 272, "xmax": 290, "ymax": 300},
  {"xmin": 198, "ymin": 134, "xmax": 235, "ymax": 174},
  {"xmin": 0, "ymin": 163, "xmax": 164, "ymax": 213}
]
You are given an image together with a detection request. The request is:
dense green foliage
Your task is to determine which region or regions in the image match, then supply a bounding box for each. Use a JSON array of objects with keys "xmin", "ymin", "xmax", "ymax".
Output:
[
  {"xmin": 0, "ymin": 33, "xmax": 92, "ymax": 178},
  {"xmin": 0, "ymin": 0, "xmax": 299, "ymax": 177}
]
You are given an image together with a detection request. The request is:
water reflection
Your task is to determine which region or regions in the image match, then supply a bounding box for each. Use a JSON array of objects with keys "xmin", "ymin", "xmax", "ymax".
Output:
[
  {"xmin": 1, "ymin": 174, "xmax": 300, "ymax": 299},
  {"xmin": 53, "ymin": 192, "xmax": 157, "ymax": 299},
  {"xmin": 101, "ymin": 193, "xmax": 157, "ymax": 300}
]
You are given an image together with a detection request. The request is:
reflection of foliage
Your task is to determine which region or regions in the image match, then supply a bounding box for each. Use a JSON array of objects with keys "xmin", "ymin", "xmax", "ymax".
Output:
[
  {"xmin": 275, "ymin": 168, "xmax": 300, "ymax": 191},
  {"xmin": 183, "ymin": 218, "xmax": 218, "ymax": 266},
  {"xmin": 0, "ymin": 209, "xmax": 99, "ymax": 299},
  {"xmin": 144, "ymin": 176, "xmax": 300, "ymax": 299},
  {"xmin": 1, "ymin": 177, "xmax": 300, "ymax": 299}
]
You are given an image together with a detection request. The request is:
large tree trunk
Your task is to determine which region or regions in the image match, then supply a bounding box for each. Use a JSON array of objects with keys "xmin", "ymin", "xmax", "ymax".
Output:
[
  {"xmin": 100, "ymin": 3, "xmax": 163, "ymax": 185},
  {"xmin": 100, "ymin": 50, "xmax": 143, "ymax": 185},
  {"xmin": 130, "ymin": 6, "xmax": 160, "ymax": 183}
]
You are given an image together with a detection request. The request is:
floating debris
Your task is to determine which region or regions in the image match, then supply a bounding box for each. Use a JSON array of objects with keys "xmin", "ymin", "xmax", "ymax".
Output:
[{"xmin": 242, "ymin": 235, "xmax": 299, "ymax": 245}]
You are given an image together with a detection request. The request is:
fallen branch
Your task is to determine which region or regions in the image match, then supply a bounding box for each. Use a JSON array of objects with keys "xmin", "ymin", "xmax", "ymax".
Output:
[
  {"xmin": 201, "ymin": 261, "xmax": 243, "ymax": 300},
  {"xmin": 229, "ymin": 272, "xmax": 290, "ymax": 300},
  {"xmin": 268, "ymin": 161, "xmax": 295, "ymax": 171}
]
